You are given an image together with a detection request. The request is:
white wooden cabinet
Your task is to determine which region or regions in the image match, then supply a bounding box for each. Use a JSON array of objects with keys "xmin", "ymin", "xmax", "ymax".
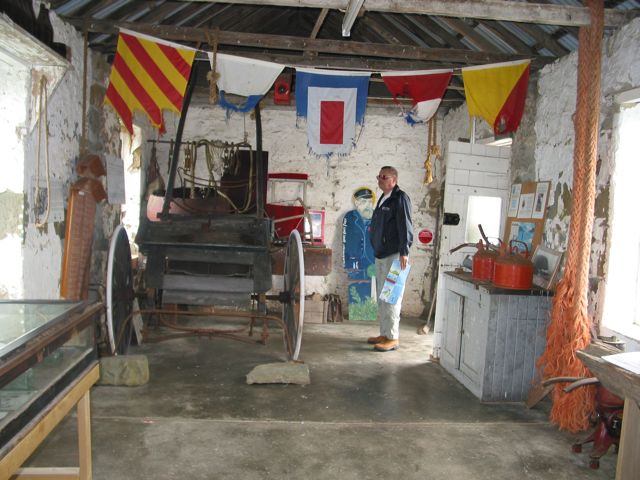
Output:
[{"xmin": 440, "ymin": 272, "xmax": 551, "ymax": 402}]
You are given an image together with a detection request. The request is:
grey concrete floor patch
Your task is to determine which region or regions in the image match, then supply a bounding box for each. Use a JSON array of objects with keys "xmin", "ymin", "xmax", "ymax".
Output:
[{"xmin": 24, "ymin": 317, "xmax": 617, "ymax": 479}]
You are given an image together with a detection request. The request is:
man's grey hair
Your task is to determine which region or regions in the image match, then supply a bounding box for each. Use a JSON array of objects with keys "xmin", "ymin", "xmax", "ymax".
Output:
[{"xmin": 380, "ymin": 166, "xmax": 398, "ymax": 177}]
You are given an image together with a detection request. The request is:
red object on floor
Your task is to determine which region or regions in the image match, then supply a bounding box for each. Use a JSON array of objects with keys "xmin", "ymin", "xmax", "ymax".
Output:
[{"xmin": 571, "ymin": 385, "xmax": 623, "ymax": 469}]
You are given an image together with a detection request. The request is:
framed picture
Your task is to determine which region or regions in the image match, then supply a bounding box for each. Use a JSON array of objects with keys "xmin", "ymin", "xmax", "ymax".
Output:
[
  {"xmin": 508, "ymin": 183, "xmax": 521, "ymax": 217},
  {"xmin": 532, "ymin": 182, "xmax": 549, "ymax": 219},
  {"xmin": 532, "ymin": 245, "xmax": 563, "ymax": 290},
  {"xmin": 508, "ymin": 221, "xmax": 536, "ymax": 253}
]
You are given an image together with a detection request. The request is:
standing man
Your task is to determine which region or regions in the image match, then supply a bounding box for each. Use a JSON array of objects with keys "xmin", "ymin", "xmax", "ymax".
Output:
[{"xmin": 367, "ymin": 166, "xmax": 413, "ymax": 352}]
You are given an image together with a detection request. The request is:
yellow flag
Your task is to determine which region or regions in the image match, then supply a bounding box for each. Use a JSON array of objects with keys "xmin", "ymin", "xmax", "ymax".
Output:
[{"xmin": 462, "ymin": 60, "xmax": 530, "ymax": 135}]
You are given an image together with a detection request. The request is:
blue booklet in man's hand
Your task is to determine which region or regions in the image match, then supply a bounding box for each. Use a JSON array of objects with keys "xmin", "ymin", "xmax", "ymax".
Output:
[{"xmin": 379, "ymin": 259, "xmax": 411, "ymax": 305}]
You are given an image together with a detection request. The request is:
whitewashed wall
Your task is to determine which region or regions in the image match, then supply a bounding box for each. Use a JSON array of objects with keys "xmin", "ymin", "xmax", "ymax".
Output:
[
  {"xmin": 533, "ymin": 17, "xmax": 640, "ymax": 323},
  {"xmin": 441, "ymin": 17, "xmax": 640, "ymax": 336},
  {"xmin": 22, "ymin": 7, "xmax": 120, "ymax": 299},
  {"xmin": 149, "ymin": 105, "xmax": 439, "ymax": 316},
  {"xmin": 0, "ymin": 52, "xmax": 29, "ymax": 298},
  {"xmin": 0, "ymin": 3, "xmax": 121, "ymax": 300}
]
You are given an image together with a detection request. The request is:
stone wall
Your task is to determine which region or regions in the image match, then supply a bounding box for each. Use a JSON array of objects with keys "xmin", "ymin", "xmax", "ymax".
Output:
[
  {"xmin": 441, "ymin": 16, "xmax": 640, "ymax": 339},
  {"xmin": 0, "ymin": 2, "xmax": 120, "ymax": 299}
]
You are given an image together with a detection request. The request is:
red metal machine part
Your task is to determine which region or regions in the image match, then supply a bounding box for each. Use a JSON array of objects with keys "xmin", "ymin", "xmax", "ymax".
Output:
[{"xmin": 543, "ymin": 376, "xmax": 624, "ymax": 470}]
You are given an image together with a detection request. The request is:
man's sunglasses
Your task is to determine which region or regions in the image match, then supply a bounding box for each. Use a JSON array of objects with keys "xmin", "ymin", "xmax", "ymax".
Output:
[{"xmin": 376, "ymin": 174, "xmax": 394, "ymax": 180}]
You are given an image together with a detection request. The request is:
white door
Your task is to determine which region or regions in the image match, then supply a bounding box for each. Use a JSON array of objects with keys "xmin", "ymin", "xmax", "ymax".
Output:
[{"xmin": 432, "ymin": 141, "xmax": 510, "ymax": 358}]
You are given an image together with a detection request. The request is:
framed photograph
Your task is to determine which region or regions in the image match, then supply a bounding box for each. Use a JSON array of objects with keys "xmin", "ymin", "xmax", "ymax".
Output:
[
  {"xmin": 517, "ymin": 193, "xmax": 535, "ymax": 218},
  {"xmin": 508, "ymin": 183, "xmax": 521, "ymax": 217},
  {"xmin": 532, "ymin": 245, "xmax": 563, "ymax": 290},
  {"xmin": 532, "ymin": 182, "xmax": 549, "ymax": 219},
  {"xmin": 508, "ymin": 221, "xmax": 536, "ymax": 253}
]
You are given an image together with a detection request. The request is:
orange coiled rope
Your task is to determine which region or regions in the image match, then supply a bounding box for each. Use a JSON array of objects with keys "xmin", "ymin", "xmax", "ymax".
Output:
[{"xmin": 537, "ymin": 0, "xmax": 603, "ymax": 432}]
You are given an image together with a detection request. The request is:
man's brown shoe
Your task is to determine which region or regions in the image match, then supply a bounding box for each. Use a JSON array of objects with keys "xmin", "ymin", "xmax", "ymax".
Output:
[
  {"xmin": 374, "ymin": 339, "xmax": 399, "ymax": 352},
  {"xmin": 367, "ymin": 335, "xmax": 388, "ymax": 344}
]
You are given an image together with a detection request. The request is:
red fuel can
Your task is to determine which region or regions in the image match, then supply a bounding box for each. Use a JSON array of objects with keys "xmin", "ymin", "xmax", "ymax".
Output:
[
  {"xmin": 493, "ymin": 241, "xmax": 534, "ymax": 290},
  {"xmin": 472, "ymin": 242, "xmax": 497, "ymax": 281}
]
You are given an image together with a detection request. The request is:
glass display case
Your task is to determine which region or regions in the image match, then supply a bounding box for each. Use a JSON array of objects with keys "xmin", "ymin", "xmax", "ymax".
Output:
[{"xmin": 0, "ymin": 300, "xmax": 101, "ymax": 451}]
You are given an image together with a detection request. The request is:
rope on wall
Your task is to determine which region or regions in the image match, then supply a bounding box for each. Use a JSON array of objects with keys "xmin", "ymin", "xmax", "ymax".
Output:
[
  {"xmin": 424, "ymin": 116, "xmax": 440, "ymax": 185},
  {"xmin": 537, "ymin": 0, "xmax": 603, "ymax": 433},
  {"xmin": 206, "ymin": 30, "xmax": 220, "ymax": 104}
]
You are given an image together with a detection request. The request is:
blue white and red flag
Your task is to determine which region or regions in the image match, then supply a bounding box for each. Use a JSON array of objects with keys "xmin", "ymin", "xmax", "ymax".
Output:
[{"xmin": 295, "ymin": 68, "xmax": 370, "ymax": 156}]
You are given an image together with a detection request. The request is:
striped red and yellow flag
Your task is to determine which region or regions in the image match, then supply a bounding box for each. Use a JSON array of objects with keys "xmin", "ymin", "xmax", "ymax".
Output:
[
  {"xmin": 105, "ymin": 29, "xmax": 196, "ymax": 134},
  {"xmin": 462, "ymin": 59, "xmax": 530, "ymax": 135}
]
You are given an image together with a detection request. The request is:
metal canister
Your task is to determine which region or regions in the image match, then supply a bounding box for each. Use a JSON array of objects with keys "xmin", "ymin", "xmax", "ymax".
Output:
[
  {"xmin": 493, "ymin": 240, "xmax": 534, "ymax": 289},
  {"xmin": 472, "ymin": 241, "xmax": 497, "ymax": 281}
]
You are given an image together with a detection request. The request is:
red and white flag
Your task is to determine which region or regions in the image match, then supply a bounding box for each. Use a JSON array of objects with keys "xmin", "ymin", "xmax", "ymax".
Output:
[{"xmin": 381, "ymin": 69, "xmax": 452, "ymax": 122}]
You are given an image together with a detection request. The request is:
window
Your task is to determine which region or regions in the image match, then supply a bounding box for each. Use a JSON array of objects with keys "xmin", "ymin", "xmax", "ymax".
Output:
[
  {"xmin": 602, "ymin": 92, "xmax": 640, "ymax": 341},
  {"xmin": 120, "ymin": 126, "xmax": 142, "ymax": 256},
  {"xmin": 0, "ymin": 51, "xmax": 29, "ymax": 298},
  {"xmin": 464, "ymin": 195, "xmax": 503, "ymax": 244}
]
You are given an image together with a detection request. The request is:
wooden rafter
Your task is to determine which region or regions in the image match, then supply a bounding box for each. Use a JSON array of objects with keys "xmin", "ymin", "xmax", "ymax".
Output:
[
  {"xmin": 438, "ymin": 17, "xmax": 497, "ymax": 52},
  {"xmin": 378, "ymin": 13, "xmax": 433, "ymax": 47},
  {"xmin": 176, "ymin": 0, "xmax": 633, "ymax": 27},
  {"xmin": 478, "ymin": 19, "xmax": 537, "ymax": 56},
  {"xmin": 72, "ymin": 18, "xmax": 542, "ymax": 66},
  {"xmin": 309, "ymin": 8, "xmax": 328, "ymax": 38},
  {"xmin": 405, "ymin": 16, "xmax": 467, "ymax": 50},
  {"xmin": 515, "ymin": 22, "xmax": 570, "ymax": 57}
]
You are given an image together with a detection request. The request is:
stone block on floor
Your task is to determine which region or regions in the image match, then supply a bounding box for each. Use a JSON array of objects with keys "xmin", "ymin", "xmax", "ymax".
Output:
[
  {"xmin": 246, "ymin": 362, "xmax": 310, "ymax": 385},
  {"xmin": 99, "ymin": 354, "xmax": 149, "ymax": 386}
]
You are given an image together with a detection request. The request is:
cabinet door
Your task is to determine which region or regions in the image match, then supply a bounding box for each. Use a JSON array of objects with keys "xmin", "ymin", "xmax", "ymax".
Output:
[
  {"xmin": 441, "ymin": 291, "xmax": 463, "ymax": 369},
  {"xmin": 459, "ymin": 296, "xmax": 485, "ymax": 384}
]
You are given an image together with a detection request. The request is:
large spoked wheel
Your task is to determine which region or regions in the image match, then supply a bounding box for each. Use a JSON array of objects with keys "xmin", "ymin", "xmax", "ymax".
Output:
[
  {"xmin": 106, "ymin": 225, "xmax": 135, "ymax": 355},
  {"xmin": 282, "ymin": 230, "xmax": 305, "ymax": 361}
]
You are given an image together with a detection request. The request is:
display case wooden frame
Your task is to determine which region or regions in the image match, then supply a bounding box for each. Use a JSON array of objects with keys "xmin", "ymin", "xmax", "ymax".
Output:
[{"xmin": 0, "ymin": 301, "xmax": 102, "ymax": 479}]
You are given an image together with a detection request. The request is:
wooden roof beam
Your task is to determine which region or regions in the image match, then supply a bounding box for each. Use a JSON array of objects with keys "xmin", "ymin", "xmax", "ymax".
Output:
[
  {"xmin": 177, "ymin": 0, "xmax": 634, "ymax": 28},
  {"xmin": 192, "ymin": 50, "xmax": 459, "ymax": 72},
  {"xmin": 70, "ymin": 18, "xmax": 538, "ymax": 66}
]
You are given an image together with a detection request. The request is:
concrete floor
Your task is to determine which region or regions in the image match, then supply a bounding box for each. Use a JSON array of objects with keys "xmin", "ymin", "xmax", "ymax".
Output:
[{"xmin": 28, "ymin": 316, "xmax": 617, "ymax": 479}]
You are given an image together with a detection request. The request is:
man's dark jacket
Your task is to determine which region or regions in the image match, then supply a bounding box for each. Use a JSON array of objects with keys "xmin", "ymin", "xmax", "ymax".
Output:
[{"xmin": 369, "ymin": 185, "xmax": 413, "ymax": 259}]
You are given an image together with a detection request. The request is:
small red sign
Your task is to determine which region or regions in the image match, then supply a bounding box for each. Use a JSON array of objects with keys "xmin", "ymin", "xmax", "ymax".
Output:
[{"xmin": 418, "ymin": 229, "xmax": 433, "ymax": 244}]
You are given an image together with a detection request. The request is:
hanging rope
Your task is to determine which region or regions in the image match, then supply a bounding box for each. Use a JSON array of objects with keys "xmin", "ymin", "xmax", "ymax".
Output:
[
  {"xmin": 206, "ymin": 30, "xmax": 220, "ymax": 104},
  {"xmin": 35, "ymin": 76, "xmax": 51, "ymax": 228},
  {"xmin": 424, "ymin": 116, "xmax": 441, "ymax": 184},
  {"xmin": 537, "ymin": 0, "xmax": 603, "ymax": 433}
]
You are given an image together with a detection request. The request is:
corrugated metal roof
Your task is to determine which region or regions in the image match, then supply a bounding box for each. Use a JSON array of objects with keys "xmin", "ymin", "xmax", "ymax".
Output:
[{"xmin": 4, "ymin": 0, "xmax": 638, "ymax": 111}]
